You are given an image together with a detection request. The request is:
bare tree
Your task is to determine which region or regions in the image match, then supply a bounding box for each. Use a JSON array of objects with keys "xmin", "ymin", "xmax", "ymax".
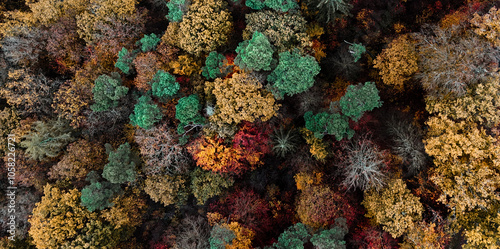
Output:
[
  {"xmin": 174, "ymin": 215, "xmax": 210, "ymax": 249},
  {"xmin": 135, "ymin": 123, "xmax": 191, "ymax": 175},
  {"xmin": 341, "ymin": 137, "xmax": 387, "ymax": 191}
]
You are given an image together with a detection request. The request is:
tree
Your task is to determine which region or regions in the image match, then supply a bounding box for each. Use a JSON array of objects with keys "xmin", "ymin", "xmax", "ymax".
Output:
[
  {"xmin": 270, "ymin": 127, "xmax": 299, "ymax": 158},
  {"xmin": 52, "ymin": 78, "xmax": 93, "ymax": 128},
  {"xmin": 210, "ymin": 73, "xmax": 279, "ymax": 125},
  {"xmin": 133, "ymin": 52, "xmax": 160, "ymax": 92},
  {"xmin": 373, "ymin": 35, "xmax": 418, "ymax": 89},
  {"xmin": 471, "ymin": 6, "xmax": 500, "ymax": 47},
  {"xmin": 0, "ymin": 107, "xmax": 20, "ymax": 158},
  {"xmin": 263, "ymin": 0, "xmax": 298, "ymax": 13},
  {"xmin": 178, "ymin": 0, "xmax": 232, "ymax": 55},
  {"xmin": 174, "ymin": 215, "xmax": 211, "ymax": 249},
  {"xmin": 137, "ymin": 33, "xmax": 161, "ymax": 52},
  {"xmin": 1, "ymin": 28, "xmax": 45, "ymax": 67},
  {"xmin": 310, "ymin": 218, "xmax": 348, "ymax": 249},
  {"xmin": 175, "ymin": 94, "xmax": 205, "ymax": 134},
  {"xmin": 28, "ymin": 185, "xmax": 120, "ymax": 249},
  {"xmin": 386, "ymin": 116, "xmax": 427, "ymax": 175},
  {"xmin": 190, "ymin": 167, "xmax": 234, "ymax": 205},
  {"xmin": 273, "ymin": 223, "xmax": 310, "ymax": 249},
  {"xmin": 235, "ymin": 31, "xmax": 275, "ymax": 71},
  {"xmin": 150, "ymin": 70, "xmax": 180, "ymax": 101},
  {"xmin": 267, "ymin": 50, "xmax": 320, "ymax": 98},
  {"xmin": 20, "ymin": 118, "xmax": 74, "ymax": 161},
  {"xmin": 48, "ymin": 139, "xmax": 107, "ymax": 181},
  {"xmin": 304, "ymin": 111, "xmax": 353, "ymax": 140},
  {"xmin": 202, "ymin": 51, "xmax": 228, "ymax": 80},
  {"xmin": 1, "ymin": 69, "xmax": 60, "ymax": 117},
  {"xmin": 296, "ymin": 185, "xmax": 354, "ymax": 229},
  {"xmin": 304, "ymin": 0, "xmax": 352, "ymax": 23},
  {"xmin": 129, "ymin": 95, "xmax": 163, "ymax": 130},
  {"xmin": 424, "ymin": 115, "xmax": 500, "ymax": 213},
  {"xmin": 300, "ymin": 128, "xmax": 330, "ymax": 161},
  {"xmin": 209, "ymin": 222, "xmax": 255, "ymax": 249},
  {"xmin": 341, "ymin": 138, "xmax": 387, "ymax": 191},
  {"xmin": 243, "ymin": 10, "xmax": 311, "ymax": 53},
  {"xmin": 143, "ymin": 174, "xmax": 188, "ymax": 207},
  {"xmin": 91, "ymin": 73, "xmax": 129, "ymax": 112},
  {"xmin": 166, "ymin": 0, "xmax": 190, "ymax": 22},
  {"xmin": 134, "ymin": 123, "xmax": 190, "ymax": 175},
  {"xmin": 81, "ymin": 176, "xmax": 121, "ymax": 212},
  {"xmin": 102, "ymin": 143, "xmax": 137, "ymax": 184},
  {"xmin": 425, "ymin": 74, "xmax": 500, "ymax": 128},
  {"xmin": 362, "ymin": 178, "xmax": 424, "ymax": 238},
  {"xmin": 99, "ymin": 188, "xmax": 147, "ymax": 229},
  {"xmin": 339, "ymin": 82, "xmax": 382, "ymax": 122},
  {"xmin": 115, "ymin": 47, "xmax": 136, "ymax": 74},
  {"xmin": 188, "ymin": 136, "xmax": 246, "ymax": 175},
  {"xmin": 414, "ymin": 25, "xmax": 499, "ymax": 98},
  {"xmin": 347, "ymin": 42, "xmax": 366, "ymax": 62}
]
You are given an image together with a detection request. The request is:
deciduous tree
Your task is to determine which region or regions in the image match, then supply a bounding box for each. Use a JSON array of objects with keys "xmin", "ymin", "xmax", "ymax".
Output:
[
  {"xmin": 267, "ymin": 50, "xmax": 320, "ymax": 98},
  {"xmin": 102, "ymin": 143, "xmax": 137, "ymax": 184},
  {"xmin": 339, "ymin": 82, "xmax": 382, "ymax": 122},
  {"xmin": 373, "ymin": 35, "xmax": 418, "ymax": 90},
  {"xmin": 362, "ymin": 178, "xmax": 424, "ymax": 238},
  {"xmin": 150, "ymin": 70, "xmax": 180, "ymax": 101},
  {"xmin": 190, "ymin": 167, "xmax": 234, "ymax": 205},
  {"xmin": 129, "ymin": 95, "xmax": 163, "ymax": 130},
  {"xmin": 143, "ymin": 174, "xmax": 188, "ymax": 207},
  {"xmin": 91, "ymin": 73, "xmax": 129, "ymax": 112},
  {"xmin": 210, "ymin": 73, "xmax": 279, "ymax": 125},
  {"xmin": 178, "ymin": 0, "xmax": 232, "ymax": 55}
]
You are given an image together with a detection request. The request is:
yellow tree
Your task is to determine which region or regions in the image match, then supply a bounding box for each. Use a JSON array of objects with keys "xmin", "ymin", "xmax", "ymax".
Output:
[
  {"xmin": 28, "ymin": 184, "xmax": 120, "ymax": 249},
  {"xmin": 373, "ymin": 34, "xmax": 418, "ymax": 90},
  {"xmin": 471, "ymin": 6, "xmax": 500, "ymax": 47},
  {"xmin": 362, "ymin": 178, "xmax": 424, "ymax": 238},
  {"xmin": 178, "ymin": 0, "xmax": 232, "ymax": 55},
  {"xmin": 210, "ymin": 73, "xmax": 279, "ymax": 125}
]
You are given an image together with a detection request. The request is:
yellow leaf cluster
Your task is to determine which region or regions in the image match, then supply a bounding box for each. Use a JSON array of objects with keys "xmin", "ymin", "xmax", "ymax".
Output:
[
  {"xmin": 178, "ymin": 0, "xmax": 232, "ymax": 55},
  {"xmin": 169, "ymin": 54, "xmax": 202, "ymax": 76},
  {"xmin": 294, "ymin": 171, "xmax": 323, "ymax": 191},
  {"xmin": 300, "ymin": 128, "xmax": 328, "ymax": 161},
  {"xmin": 27, "ymin": 0, "xmax": 89, "ymax": 25},
  {"xmin": 28, "ymin": 184, "xmax": 106, "ymax": 249},
  {"xmin": 425, "ymin": 74, "xmax": 500, "ymax": 128},
  {"xmin": 362, "ymin": 178, "xmax": 424, "ymax": 238},
  {"xmin": 224, "ymin": 222, "xmax": 255, "ymax": 249},
  {"xmin": 210, "ymin": 73, "xmax": 279, "ymax": 125},
  {"xmin": 471, "ymin": 6, "xmax": 500, "ymax": 47},
  {"xmin": 100, "ymin": 189, "xmax": 147, "ymax": 229},
  {"xmin": 373, "ymin": 34, "xmax": 418, "ymax": 90},
  {"xmin": 144, "ymin": 174, "xmax": 188, "ymax": 206},
  {"xmin": 53, "ymin": 80, "xmax": 92, "ymax": 128},
  {"xmin": 400, "ymin": 221, "xmax": 450, "ymax": 249}
]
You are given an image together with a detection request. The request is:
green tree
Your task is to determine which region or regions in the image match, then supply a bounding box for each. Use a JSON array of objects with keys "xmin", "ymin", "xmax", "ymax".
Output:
[
  {"xmin": 235, "ymin": 31, "xmax": 275, "ymax": 71},
  {"xmin": 347, "ymin": 42, "xmax": 366, "ymax": 62},
  {"xmin": 304, "ymin": 111, "xmax": 353, "ymax": 140},
  {"xmin": 202, "ymin": 51, "xmax": 228, "ymax": 80},
  {"xmin": 20, "ymin": 118, "xmax": 74, "ymax": 161},
  {"xmin": 102, "ymin": 143, "xmax": 136, "ymax": 184},
  {"xmin": 178, "ymin": 0, "xmax": 232, "ymax": 55},
  {"xmin": 166, "ymin": 0, "xmax": 189, "ymax": 22},
  {"xmin": 175, "ymin": 94, "xmax": 205, "ymax": 134},
  {"xmin": 81, "ymin": 177, "xmax": 121, "ymax": 212},
  {"xmin": 245, "ymin": 0, "xmax": 265, "ymax": 10},
  {"xmin": 310, "ymin": 218, "xmax": 348, "ymax": 249},
  {"xmin": 91, "ymin": 73, "xmax": 129, "ymax": 112},
  {"xmin": 339, "ymin": 82, "xmax": 382, "ymax": 122},
  {"xmin": 209, "ymin": 224, "xmax": 236, "ymax": 249},
  {"xmin": 273, "ymin": 223, "xmax": 310, "ymax": 249},
  {"xmin": 264, "ymin": 0, "xmax": 298, "ymax": 12},
  {"xmin": 129, "ymin": 95, "xmax": 163, "ymax": 129},
  {"xmin": 137, "ymin": 33, "xmax": 161, "ymax": 52},
  {"xmin": 115, "ymin": 47, "xmax": 136, "ymax": 74},
  {"xmin": 190, "ymin": 167, "xmax": 235, "ymax": 205},
  {"xmin": 267, "ymin": 50, "xmax": 320, "ymax": 98},
  {"xmin": 150, "ymin": 70, "xmax": 179, "ymax": 101}
]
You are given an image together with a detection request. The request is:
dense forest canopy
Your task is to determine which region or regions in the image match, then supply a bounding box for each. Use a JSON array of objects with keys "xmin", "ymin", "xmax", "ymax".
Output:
[{"xmin": 1, "ymin": 0, "xmax": 500, "ymax": 248}]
